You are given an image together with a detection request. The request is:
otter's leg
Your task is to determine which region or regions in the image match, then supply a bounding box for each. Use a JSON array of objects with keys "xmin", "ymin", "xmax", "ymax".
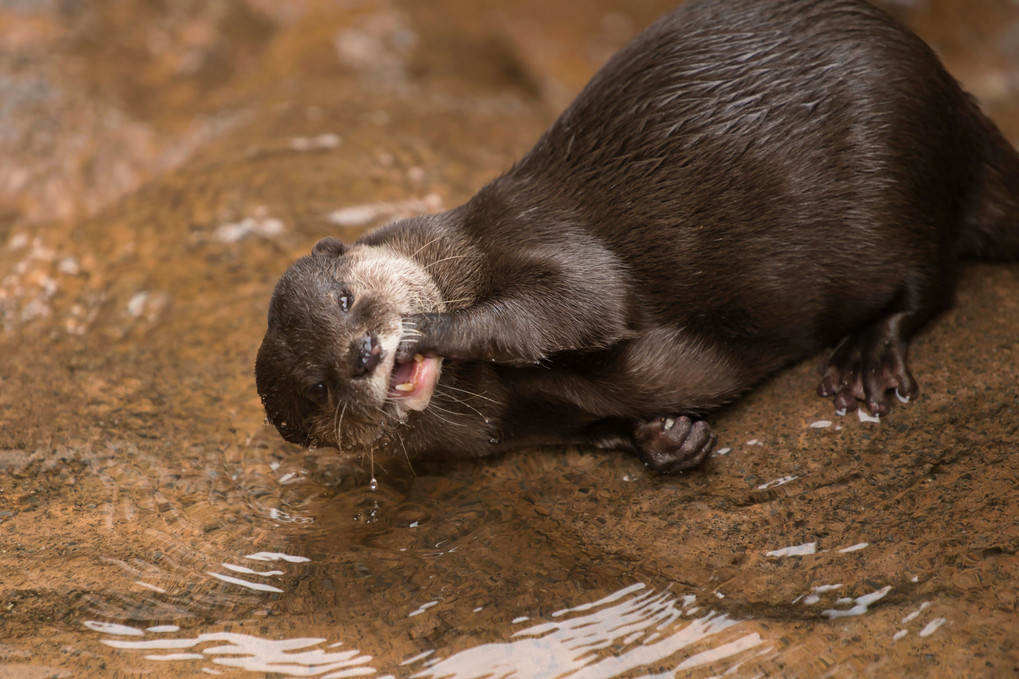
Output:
[
  {"xmin": 817, "ymin": 269, "xmax": 950, "ymax": 415},
  {"xmin": 632, "ymin": 416, "xmax": 716, "ymax": 473},
  {"xmin": 398, "ymin": 239, "xmax": 635, "ymax": 365},
  {"xmin": 398, "ymin": 299, "xmax": 633, "ymax": 366}
]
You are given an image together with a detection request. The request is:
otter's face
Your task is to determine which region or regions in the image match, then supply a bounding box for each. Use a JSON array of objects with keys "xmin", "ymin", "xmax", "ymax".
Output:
[{"xmin": 255, "ymin": 237, "xmax": 443, "ymax": 450}]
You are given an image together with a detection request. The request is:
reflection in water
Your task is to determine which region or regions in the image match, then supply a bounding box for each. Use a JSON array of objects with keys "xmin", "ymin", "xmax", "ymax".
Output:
[
  {"xmin": 765, "ymin": 542, "xmax": 817, "ymax": 558},
  {"xmin": 207, "ymin": 551, "xmax": 309, "ymax": 594},
  {"xmin": 89, "ymin": 583, "xmax": 766, "ymax": 678},
  {"xmin": 83, "ymin": 621, "xmax": 145, "ymax": 636},
  {"xmin": 97, "ymin": 629, "xmax": 385, "ymax": 678},
  {"xmin": 406, "ymin": 583, "xmax": 767, "ymax": 678},
  {"xmin": 207, "ymin": 571, "xmax": 284, "ymax": 592},
  {"xmin": 85, "ymin": 551, "xmax": 397, "ymax": 677},
  {"xmin": 823, "ymin": 585, "xmax": 893, "ymax": 619},
  {"xmin": 246, "ymin": 552, "xmax": 313, "ymax": 563},
  {"xmin": 918, "ymin": 618, "xmax": 947, "ymax": 638}
]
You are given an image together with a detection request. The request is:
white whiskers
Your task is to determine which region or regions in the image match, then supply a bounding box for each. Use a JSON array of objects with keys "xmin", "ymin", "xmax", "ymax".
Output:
[
  {"xmin": 423, "ymin": 254, "xmax": 474, "ymax": 270},
  {"xmin": 408, "ymin": 234, "xmax": 445, "ymax": 260},
  {"xmin": 333, "ymin": 402, "xmax": 348, "ymax": 451},
  {"xmin": 435, "ymin": 389, "xmax": 487, "ymax": 419},
  {"xmin": 439, "ymin": 383, "xmax": 499, "ymax": 404}
]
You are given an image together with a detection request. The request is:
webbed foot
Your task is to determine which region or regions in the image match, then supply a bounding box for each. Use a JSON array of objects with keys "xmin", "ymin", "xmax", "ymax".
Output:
[{"xmin": 817, "ymin": 313, "xmax": 919, "ymax": 416}]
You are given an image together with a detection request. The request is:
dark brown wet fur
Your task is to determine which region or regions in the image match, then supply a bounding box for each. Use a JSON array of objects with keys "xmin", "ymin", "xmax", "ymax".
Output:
[{"xmin": 256, "ymin": 0, "xmax": 1019, "ymax": 472}]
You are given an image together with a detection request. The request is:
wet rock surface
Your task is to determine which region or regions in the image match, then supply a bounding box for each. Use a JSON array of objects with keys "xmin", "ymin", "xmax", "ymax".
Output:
[{"xmin": 1, "ymin": 1, "xmax": 1017, "ymax": 676}]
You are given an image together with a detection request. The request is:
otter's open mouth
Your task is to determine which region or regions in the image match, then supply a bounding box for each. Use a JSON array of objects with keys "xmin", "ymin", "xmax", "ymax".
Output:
[{"xmin": 388, "ymin": 353, "xmax": 442, "ymax": 411}]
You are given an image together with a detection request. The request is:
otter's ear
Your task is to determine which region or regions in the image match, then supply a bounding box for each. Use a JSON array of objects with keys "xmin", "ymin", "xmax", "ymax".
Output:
[{"xmin": 312, "ymin": 237, "xmax": 348, "ymax": 258}]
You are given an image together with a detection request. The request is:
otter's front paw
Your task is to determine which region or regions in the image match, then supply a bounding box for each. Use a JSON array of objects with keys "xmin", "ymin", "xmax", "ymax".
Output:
[
  {"xmin": 395, "ymin": 334, "xmax": 419, "ymax": 364},
  {"xmin": 395, "ymin": 313, "xmax": 442, "ymax": 363},
  {"xmin": 633, "ymin": 416, "xmax": 715, "ymax": 473}
]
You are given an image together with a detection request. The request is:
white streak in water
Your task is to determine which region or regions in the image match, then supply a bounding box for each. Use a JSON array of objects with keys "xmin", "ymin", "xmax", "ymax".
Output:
[
  {"xmin": 838, "ymin": 543, "xmax": 869, "ymax": 553},
  {"xmin": 408, "ymin": 601, "xmax": 439, "ymax": 618},
  {"xmin": 552, "ymin": 583, "xmax": 646, "ymax": 617},
  {"xmin": 757, "ymin": 475, "xmax": 798, "ymax": 490},
  {"xmin": 411, "ymin": 584, "xmax": 754, "ymax": 679},
  {"xmin": 245, "ymin": 552, "xmax": 310, "ymax": 563},
  {"xmin": 766, "ymin": 542, "xmax": 817, "ymax": 558},
  {"xmin": 675, "ymin": 633, "xmax": 764, "ymax": 670},
  {"xmin": 221, "ymin": 563, "xmax": 285, "ymax": 576},
  {"xmin": 145, "ymin": 653, "xmax": 205, "ymax": 661},
  {"xmin": 135, "ymin": 581, "xmax": 168, "ymax": 594},
  {"xmin": 84, "ymin": 621, "xmax": 144, "ymax": 636},
  {"xmin": 902, "ymin": 601, "xmax": 932, "ymax": 624},
  {"xmin": 100, "ymin": 632, "xmax": 376, "ymax": 675},
  {"xmin": 800, "ymin": 583, "xmax": 843, "ymax": 605},
  {"xmin": 823, "ymin": 585, "xmax": 892, "ymax": 619},
  {"xmin": 207, "ymin": 572, "xmax": 284, "ymax": 593}
]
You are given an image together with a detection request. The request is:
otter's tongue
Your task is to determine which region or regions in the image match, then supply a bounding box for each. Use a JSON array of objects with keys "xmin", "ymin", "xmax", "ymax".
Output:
[{"xmin": 389, "ymin": 354, "xmax": 442, "ymax": 411}]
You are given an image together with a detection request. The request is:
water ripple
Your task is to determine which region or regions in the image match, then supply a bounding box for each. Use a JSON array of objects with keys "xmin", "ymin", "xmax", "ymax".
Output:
[
  {"xmin": 406, "ymin": 583, "xmax": 766, "ymax": 678},
  {"xmin": 93, "ymin": 628, "xmax": 386, "ymax": 678}
]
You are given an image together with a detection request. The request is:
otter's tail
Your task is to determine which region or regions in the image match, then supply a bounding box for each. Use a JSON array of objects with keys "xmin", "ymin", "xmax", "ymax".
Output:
[{"xmin": 961, "ymin": 110, "xmax": 1019, "ymax": 260}]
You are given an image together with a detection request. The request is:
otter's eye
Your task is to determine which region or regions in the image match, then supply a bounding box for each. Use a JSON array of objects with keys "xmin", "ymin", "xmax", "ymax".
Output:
[
  {"xmin": 306, "ymin": 381, "xmax": 328, "ymax": 405},
  {"xmin": 338, "ymin": 291, "xmax": 353, "ymax": 312}
]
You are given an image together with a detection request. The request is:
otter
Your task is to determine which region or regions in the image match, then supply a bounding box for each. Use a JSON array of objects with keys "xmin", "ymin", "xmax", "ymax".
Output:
[{"xmin": 256, "ymin": 0, "xmax": 1019, "ymax": 473}]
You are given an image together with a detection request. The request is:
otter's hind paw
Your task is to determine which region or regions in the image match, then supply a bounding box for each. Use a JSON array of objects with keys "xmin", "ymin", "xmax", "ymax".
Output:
[
  {"xmin": 817, "ymin": 319, "xmax": 919, "ymax": 416},
  {"xmin": 633, "ymin": 416, "xmax": 715, "ymax": 473}
]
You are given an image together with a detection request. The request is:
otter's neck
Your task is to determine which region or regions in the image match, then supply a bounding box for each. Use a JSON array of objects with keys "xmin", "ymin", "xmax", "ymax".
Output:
[{"xmin": 358, "ymin": 208, "xmax": 488, "ymax": 311}]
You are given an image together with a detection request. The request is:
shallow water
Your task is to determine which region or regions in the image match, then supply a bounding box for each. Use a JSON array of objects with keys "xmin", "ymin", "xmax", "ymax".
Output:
[{"xmin": 1, "ymin": 0, "xmax": 1018, "ymax": 677}]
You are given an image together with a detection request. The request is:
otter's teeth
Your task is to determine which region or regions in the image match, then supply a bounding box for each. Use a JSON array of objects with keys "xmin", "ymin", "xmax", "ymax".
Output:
[
  {"xmin": 394, "ymin": 382, "xmax": 416, "ymax": 392},
  {"xmin": 413, "ymin": 354, "xmax": 424, "ymax": 363}
]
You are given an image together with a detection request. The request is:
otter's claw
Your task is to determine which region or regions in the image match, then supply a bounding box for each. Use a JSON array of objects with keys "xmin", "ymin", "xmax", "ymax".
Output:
[
  {"xmin": 395, "ymin": 335, "xmax": 419, "ymax": 364},
  {"xmin": 396, "ymin": 314, "xmax": 429, "ymax": 363}
]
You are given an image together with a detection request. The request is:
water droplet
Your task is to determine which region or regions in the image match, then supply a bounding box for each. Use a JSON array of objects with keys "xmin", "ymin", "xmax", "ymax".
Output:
[
  {"xmin": 483, "ymin": 417, "xmax": 491, "ymax": 425},
  {"xmin": 369, "ymin": 477, "xmax": 378, "ymax": 492},
  {"xmin": 307, "ymin": 445, "xmax": 316, "ymax": 452},
  {"xmin": 488, "ymin": 437, "xmax": 500, "ymax": 445},
  {"xmin": 264, "ymin": 417, "xmax": 270, "ymax": 426}
]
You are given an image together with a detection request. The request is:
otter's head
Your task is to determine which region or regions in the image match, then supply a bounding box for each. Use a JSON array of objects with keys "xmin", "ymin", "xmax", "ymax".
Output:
[{"xmin": 255, "ymin": 236, "xmax": 443, "ymax": 450}]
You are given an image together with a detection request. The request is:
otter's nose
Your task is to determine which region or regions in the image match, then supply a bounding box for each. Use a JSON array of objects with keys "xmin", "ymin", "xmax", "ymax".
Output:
[{"xmin": 350, "ymin": 332, "xmax": 382, "ymax": 377}]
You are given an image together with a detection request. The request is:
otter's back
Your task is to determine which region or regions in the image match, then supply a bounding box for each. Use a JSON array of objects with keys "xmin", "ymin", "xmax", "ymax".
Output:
[{"xmin": 496, "ymin": 0, "xmax": 990, "ymax": 355}]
